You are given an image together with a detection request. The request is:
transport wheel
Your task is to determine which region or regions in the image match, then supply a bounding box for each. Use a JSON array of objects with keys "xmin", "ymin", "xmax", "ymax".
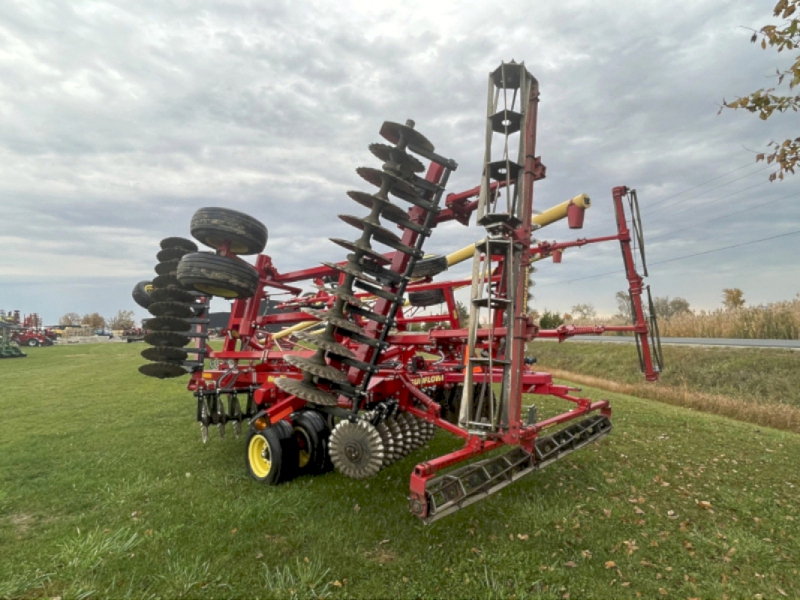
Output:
[
  {"xmin": 245, "ymin": 421, "xmax": 298, "ymax": 485},
  {"xmin": 26, "ymin": 339, "xmax": 39, "ymax": 347},
  {"xmin": 408, "ymin": 288, "xmax": 446, "ymax": 307},
  {"xmin": 411, "ymin": 255, "xmax": 448, "ymax": 278},
  {"xmin": 292, "ymin": 411, "xmax": 332, "ymax": 475},
  {"xmin": 160, "ymin": 237, "xmax": 198, "ymax": 252},
  {"xmin": 132, "ymin": 280, "xmax": 154, "ymax": 309},
  {"xmin": 190, "ymin": 207, "xmax": 268, "ymax": 255},
  {"xmin": 177, "ymin": 253, "xmax": 260, "ymax": 299}
]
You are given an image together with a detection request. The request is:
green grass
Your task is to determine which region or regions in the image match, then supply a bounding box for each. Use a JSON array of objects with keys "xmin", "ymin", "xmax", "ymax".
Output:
[
  {"xmin": 2, "ymin": 343, "xmax": 800, "ymax": 599},
  {"xmin": 530, "ymin": 341, "xmax": 800, "ymax": 408}
]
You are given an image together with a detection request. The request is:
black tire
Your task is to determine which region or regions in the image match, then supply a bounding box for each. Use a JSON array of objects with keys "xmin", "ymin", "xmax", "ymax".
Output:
[
  {"xmin": 156, "ymin": 247, "xmax": 193, "ymax": 262},
  {"xmin": 160, "ymin": 237, "xmax": 198, "ymax": 252},
  {"xmin": 177, "ymin": 253, "xmax": 260, "ymax": 299},
  {"xmin": 132, "ymin": 281, "xmax": 153, "ymax": 309},
  {"xmin": 149, "ymin": 286, "xmax": 198, "ymax": 304},
  {"xmin": 408, "ymin": 288, "xmax": 446, "ymax": 307},
  {"xmin": 26, "ymin": 339, "xmax": 39, "ymax": 347},
  {"xmin": 143, "ymin": 331, "xmax": 190, "ymax": 347},
  {"xmin": 154, "ymin": 260, "xmax": 180, "ymax": 276},
  {"xmin": 148, "ymin": 301, "xmax": 194, "ymax": 319},
  {"xmin": 190, "ymin": 207, "xmax": 267, "ymax": 255},
  {"xmin": 141, "ymin": 346, "xmax": 188, "ymax": 362},
  {"xmin": 292, "ymin": 411, "xmax": 333, "ymax": 475},
  {"xmin": 245, "ymin": 421, "xmax": 298, "ymax": 485},
  {"xmin": 411, "ymin": 255, "xmax": 448, "ymax": 278}
]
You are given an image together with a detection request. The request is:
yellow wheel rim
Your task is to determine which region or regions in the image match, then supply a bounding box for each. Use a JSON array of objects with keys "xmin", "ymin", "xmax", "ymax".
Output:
[
  {"xmin": 144, "ymin": 284, "xmax": 153, "ymax": 294},
  {"xmin": 248, "ymin": 434, "xmax": 272, "ymax": 479},
  {"xmin": 294, "ymin": 427, "xmax": 311, "ymax": 469},
  {"xmin": 195, "ymin": 284, "xmax": 239, "ymax": 298},
  {"xmin": 204, "ymin": 236, "xmax": 250, "ymax": 254}
]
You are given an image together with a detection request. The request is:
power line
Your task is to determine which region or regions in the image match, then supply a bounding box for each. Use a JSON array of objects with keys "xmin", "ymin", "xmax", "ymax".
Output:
[
  {"xmin": 582, "ymin": 166, "xmax": 772, "ymax": 233},
  {"xmin": 644, "ymin": 173, "xmax": 770, "ymax": 218},
  {"xmin": 647, "ymin": 191, "xmax": 800, "ymax": 243},
  {"xmin": 649, "ymin": 230, "xmax": 800, "ymax": 266},
  {"xmin": 641, "ymin": 160, "xmax": 761, "ymax": 208},
  {"xmin": 535, "ymin": 230, "xmax": 800, "ymax": 287}
]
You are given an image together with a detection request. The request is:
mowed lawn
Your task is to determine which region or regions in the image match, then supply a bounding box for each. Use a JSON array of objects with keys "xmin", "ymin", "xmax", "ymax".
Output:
[{"xmin": 2, "ymin": 343, "xmax": 799, "ymax": 599}]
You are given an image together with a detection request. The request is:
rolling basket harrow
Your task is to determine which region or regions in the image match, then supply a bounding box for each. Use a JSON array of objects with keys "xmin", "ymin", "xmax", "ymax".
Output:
[{"xmin": 133, "ymin": 62, "xmax": 662, "ymax": 523}]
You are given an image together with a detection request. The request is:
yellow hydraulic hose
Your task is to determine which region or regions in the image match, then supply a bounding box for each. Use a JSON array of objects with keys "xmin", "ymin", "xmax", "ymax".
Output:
[{"xmin": 445, "ymin": 193, "xmax": 590, "ymax": 268}]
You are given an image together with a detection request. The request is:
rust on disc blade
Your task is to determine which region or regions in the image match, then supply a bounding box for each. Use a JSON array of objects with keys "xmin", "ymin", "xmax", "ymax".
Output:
[
  {"xmin": 378, "ymin": 121, "xmax": 435, "ymax": 153},
  {"xmin": 274, "ymin": 377, "xmax": 339, "ymax": 406},
  {"xmin": 329, "ymin": 238, "xmax": 390, "ymax": 265},
  {"xmin": 294, "ymin": 331, "xmax": 355, "ymax": 358},
  {"xmin": 368, "ymin": 143, "xmax": 425, "ymax": 175},
  {"xmin": 346, "ymin": 190, "xmax": 409, "ymax": 222},
  {"xmin": 284, "ymin": 354, "xmax": 349, "ymax": 383}
]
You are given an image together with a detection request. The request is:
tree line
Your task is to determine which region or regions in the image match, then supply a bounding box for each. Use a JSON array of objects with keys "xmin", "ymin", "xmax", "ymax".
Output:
[{"xmin": 59, "ymin": 310, "xmax": 136, "ymax": 330}]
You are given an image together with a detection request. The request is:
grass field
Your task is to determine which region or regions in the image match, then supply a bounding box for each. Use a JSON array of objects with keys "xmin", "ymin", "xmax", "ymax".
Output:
[
  {"xmin": 529, "ymin": 341, "xmax": 800, "ymax": 434},
  {"xmin": 2, "ymin": 343, "xmax": 800, "ymax": 599}
]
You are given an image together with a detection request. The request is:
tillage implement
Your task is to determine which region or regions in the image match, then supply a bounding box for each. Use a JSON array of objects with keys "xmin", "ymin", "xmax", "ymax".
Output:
[{"xmin": 133, "ymin": 62, "xmax": 663, "ymax": 523}]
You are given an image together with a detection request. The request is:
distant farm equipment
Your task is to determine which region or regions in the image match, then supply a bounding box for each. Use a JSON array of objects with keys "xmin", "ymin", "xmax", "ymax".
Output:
[{"xmin": 132, "ymin": 62, "xmax": 662, "ymax": 523}]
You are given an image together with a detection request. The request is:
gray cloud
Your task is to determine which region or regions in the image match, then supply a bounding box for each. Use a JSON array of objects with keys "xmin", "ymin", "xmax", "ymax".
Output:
[{"xmin": 1, "ymin": 0, "xmax": 797, "ymax": 324}]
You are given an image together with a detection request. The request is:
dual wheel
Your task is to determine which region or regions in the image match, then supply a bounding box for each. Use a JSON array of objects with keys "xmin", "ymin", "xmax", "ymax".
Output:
[
  {"xmin": 245, "ymin": 411, "xmax": 332, "ymax": 485},
  {"xmin": 177, "ymin": 208, "xmax": 267, "ymax": 299}
]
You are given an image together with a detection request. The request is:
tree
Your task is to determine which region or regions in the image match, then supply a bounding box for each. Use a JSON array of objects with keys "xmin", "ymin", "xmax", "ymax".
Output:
[
  {"xmin": 652, "ymin": 296, "xmax": 692, "ymax": 320},
  {"xmin": 539, "ymin": 310, "xmax": 564, "ymax": 329},
  {"xmin": 571, "ymin": 303, "xmax": 597, "ymax": 320},
  {"xmin": 107, "ymin": 309, "xmax": 135, "ymax": 330},
  {"xmin": 720, "ymin": 0, "xmax": 800, "ymax": 181},
  {"xmin": 615, "ymin": 291, "xmax": 633, "ymax": 320},
  {"xmin": 455, "ymin": 301, "xmax": 470, "ymax": 327},
  {"xmin": 722, "ymin": 288, "xmax": 746, "ymax": 310},
  {"xmin": 60, "ymin": 312, "xmax": 81, "ymax": 326},
  {"xmin": 81, "ymin": 313, "xmax": 106, "ymax": 329}
]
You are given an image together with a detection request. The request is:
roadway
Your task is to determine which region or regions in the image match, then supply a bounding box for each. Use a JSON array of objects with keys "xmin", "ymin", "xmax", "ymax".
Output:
[{"xmin": 541, "ymin": 336, "xmax": 800, "ymax": 349}]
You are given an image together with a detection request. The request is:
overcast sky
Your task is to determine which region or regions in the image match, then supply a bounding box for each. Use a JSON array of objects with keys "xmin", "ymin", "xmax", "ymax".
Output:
[{"xmin": 1, "ymin": 0, "xmax": 797, "ymax": 325}]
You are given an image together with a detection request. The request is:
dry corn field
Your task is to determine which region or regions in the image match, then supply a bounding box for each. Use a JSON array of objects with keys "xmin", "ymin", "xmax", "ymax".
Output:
[{"xmin": 568, "ymin": 298, "xmax": 800, "ymax": 339}]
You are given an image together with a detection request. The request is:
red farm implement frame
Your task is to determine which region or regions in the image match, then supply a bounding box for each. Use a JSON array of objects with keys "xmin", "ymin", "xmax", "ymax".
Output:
[{"xmin": 134, "ymin": 61, "xmax": 662, "ymax": 523}]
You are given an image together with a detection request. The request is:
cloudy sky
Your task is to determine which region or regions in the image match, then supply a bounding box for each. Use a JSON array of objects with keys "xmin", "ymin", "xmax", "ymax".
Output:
[{"xmin": 1, "ymin": 0, "xmax": 797, "ymax": 325}]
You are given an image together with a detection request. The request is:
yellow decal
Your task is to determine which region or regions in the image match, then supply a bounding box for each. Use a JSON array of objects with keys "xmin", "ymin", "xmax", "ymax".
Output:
[{"xmin": 409, "ymin": 374, "xmax": 445, "ymax": 386}]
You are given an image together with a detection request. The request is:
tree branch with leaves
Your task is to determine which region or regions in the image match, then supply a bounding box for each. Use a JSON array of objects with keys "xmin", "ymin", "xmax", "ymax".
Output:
[{"xmin": 721, "ymin": 0, "xmax": 799, "ymax": 181}]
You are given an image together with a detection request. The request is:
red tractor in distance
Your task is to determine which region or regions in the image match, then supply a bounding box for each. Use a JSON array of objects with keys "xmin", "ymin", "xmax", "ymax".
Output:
[{"xmin": 132, "ymin": 62, "xmax": 662, "ymax": 523}]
